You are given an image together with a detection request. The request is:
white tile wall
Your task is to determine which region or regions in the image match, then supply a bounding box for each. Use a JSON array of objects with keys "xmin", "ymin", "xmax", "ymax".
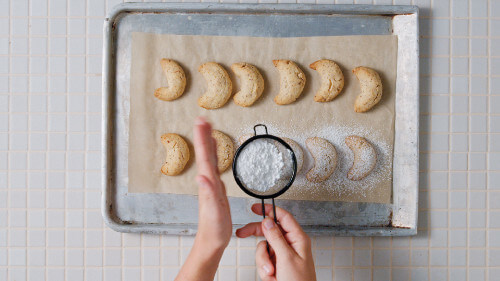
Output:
[{"xmin": 1, "ymin": 0, "xmax": 499, "ymax": 280}]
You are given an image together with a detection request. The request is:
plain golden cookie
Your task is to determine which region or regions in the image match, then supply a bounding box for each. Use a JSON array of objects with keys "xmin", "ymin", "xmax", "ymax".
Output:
[
  {"xmin": 154, "ymin": 59, "xmax": 187, "ymax": 101},
  {"xmin": 352, "ymin": 66, "xmax": 383, "ymax": 113},
  {"xmin": 198, "ymin": 62, "xmax": 233, "ymax": 109},
  {"xmin": 212, "ymin": 130, "xmax": 234, "ymax": 173},
  {"xmin": 345, "ymin": 135, "xmax": 377, "ymax": 181},
  {"xmin": 231, "ymin": 63, "xmax": 265, "ymax": 107},
  {"xmin": 160, "ymin": 133, "xmax": 190, "ymax": 176},
  {"xmin": 272, "ymin": 59, "xmax": 306, "ymax": 105},
  {"xmin": 305, "ymin": 137, "xmax": 337, "ymax": 183},
  {"xmin": 309, "ymin": 59, "xmax": 344, "ymax": 102}
]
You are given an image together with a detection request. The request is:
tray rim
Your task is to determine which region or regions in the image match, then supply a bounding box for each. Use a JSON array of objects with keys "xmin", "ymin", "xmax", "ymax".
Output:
[{"xmin": 102, "ymin": 2, "xmax": 419, "ymax": 236}]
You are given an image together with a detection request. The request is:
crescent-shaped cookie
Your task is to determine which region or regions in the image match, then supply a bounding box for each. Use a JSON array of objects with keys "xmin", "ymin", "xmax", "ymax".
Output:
[
  {"xmin": 283, "ymin": 138, "xmax": 304, "ymax": 174},
  {"xmin": 160, "ymin": 133, "xmax": 190, "ymax": 176},
  {"xmin": 305, "ymin": 137, "xmax": 337, "ymax": 183},
  {"xmin": 345, "ymin": 135, "xmax": 377, "ymax": 181},
  {"xmin": 231, "ymin": 63, "xmax": 265, "ymax": 107},
  {"xmin": 212, "ymin": 130, "xmax": 234, "ymax": 173},
  {"xmin": 198, "ymin": 62, "xmax": 233, "ymax": 109},
  {"xmin": 352, "ymin": 66, "xmax": 383, "ymax": 113},
  {"xmin": 273, "ymin": 60, "xmax": 306, "ymax": 105},
  {"xmin": 154, "ymin": 59, "xmax": 187, "ymax": 101},
  {"xmin": 309, "ymin": 59, "xmax": 344, "ymax": 102}
]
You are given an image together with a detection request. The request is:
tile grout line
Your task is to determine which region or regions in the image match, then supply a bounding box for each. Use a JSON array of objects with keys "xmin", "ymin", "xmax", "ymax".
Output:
[
  {"xmin": 465, "ymin": 0, "xmax": 471, "ymax": 278},
  {"xmin": 44, "ymin": 0, "xmax": 50, "ymax": 279},
  {"xmin": 81, "ymin": 0, "xmax": 88, "ymax": 279},
  {"xmin": 178, "ymin": 235, "xmax": 181, "ymax": 279},
  {"xmin": 369, "ymin": 237, "xmax": 373, "ymax": 281},
  {"xmin": 447, "ymin": 0, "xmax": 451, "ymax": 279},
  {"xmin": 351, "ymin": 237, "xmax": 354, "ymax": 281},
  {"xmin": 26, "ymin": 0, "xmax": 31, "ymax": 276},
  {"xmin": 427, "ymin": 1, "xmax": 434, "ymax": 281},
  {"xmin": 332, "ymin": 237, "xmax": 335, "ymax": 281},
  {"xmin": 140, "ymin": 233, "xmax": 143, "ymax": 280},
  {"xmin": 467, "ymin": 0, "xmax": 473, "ymax": 277},
  {"xmin": 389, "ymin": 234, "xmax": 393, "ymax": 281},
  {"xmin": 6, "ymin": 0, "xmax": 11, "ymax": 278},
  {"xmin": 485, "ymin": 0, "xmax": 491, "ymax": 280},
  {"xmin": 52, "ymin": 0, "xmax": 70, "ymax": 276},
  {"xmin": 236, "ymin": 237, "xmax": 240, "ymax": 280},
  {"xmin": 409, "ymin": 235, "xmax": 413, "ymax": 281},
  {"xmin": 160, "ymin": 234, "xmax": 164, "ymax": 281}
]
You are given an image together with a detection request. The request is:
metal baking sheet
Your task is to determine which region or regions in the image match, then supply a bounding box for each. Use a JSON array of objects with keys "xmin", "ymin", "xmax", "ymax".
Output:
[{"xmin": 102, "ymin": 3, "xmax": 419, "ymax": 236}]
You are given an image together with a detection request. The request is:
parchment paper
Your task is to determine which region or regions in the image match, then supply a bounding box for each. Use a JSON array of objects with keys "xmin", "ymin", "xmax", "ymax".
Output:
[{"xmin": 128, "ymin": 33, "xmax": 397, "ymax": 204}]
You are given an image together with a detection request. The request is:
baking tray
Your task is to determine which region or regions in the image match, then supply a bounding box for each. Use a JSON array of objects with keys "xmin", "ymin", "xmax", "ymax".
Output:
[{"xmin": 102, "ymin": 3, "xmax": 419, "ymax": 236}]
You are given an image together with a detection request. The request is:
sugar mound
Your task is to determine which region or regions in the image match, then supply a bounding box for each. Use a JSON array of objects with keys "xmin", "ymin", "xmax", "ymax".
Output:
[{"xmin": 236, "ymin": 139, "xmax": 285, "ymax": 193}]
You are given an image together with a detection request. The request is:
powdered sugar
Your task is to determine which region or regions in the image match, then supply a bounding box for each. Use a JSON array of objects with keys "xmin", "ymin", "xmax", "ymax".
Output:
[
  {"xmin": 305, "ymin": 137, "xmax": 337, "ymax": 182},
  {"xmin": 345, "ymin": 136, "xmax": 377, "ymax": 181},
  {"xmin": 349, "ymin": 144, "xmax": 376, "ymax": 177},
  {"xmin": 235, "ymin": 139, "xmax": 285, "ymax": 193},
  {"xmin": 235, "ymin": 121, "xmax": 393, "ymax": 200}
]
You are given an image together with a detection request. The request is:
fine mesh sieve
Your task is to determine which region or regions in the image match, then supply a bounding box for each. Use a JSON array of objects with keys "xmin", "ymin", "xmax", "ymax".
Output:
[{"xmin": 232, "ymin": 124, "xmax": 297, "ymax": 246}]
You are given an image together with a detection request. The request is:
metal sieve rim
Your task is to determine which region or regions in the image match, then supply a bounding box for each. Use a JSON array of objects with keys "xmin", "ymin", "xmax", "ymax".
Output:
[{"xmin": 232, "ymin": 134, "xmax": 297, "ymax": 199}]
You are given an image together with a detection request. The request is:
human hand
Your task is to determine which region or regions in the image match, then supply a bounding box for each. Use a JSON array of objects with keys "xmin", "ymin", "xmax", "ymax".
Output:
[
  {"xmin": 175, "ymin": 117, "xmax": 233, "ymax": 281},
  {"xmin": 193, "ymin": 116, "xmax": 232, "ymax": 252},
  {"xmin": 236, "ymin": 204, "xmax": 316, "ymax": 281}
]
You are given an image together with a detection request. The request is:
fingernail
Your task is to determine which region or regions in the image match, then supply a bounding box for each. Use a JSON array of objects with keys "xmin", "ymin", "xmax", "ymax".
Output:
[
  {"xmin": 263, "ymin": 219, "xmax": 275, "ymax": 230},
  {"xmin": 262, "ymin": 264, "xmax": 271, "ymax": 275}
]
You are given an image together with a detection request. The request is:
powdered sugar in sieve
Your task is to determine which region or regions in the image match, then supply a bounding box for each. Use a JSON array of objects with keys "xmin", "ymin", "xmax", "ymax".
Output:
[{"xmin": 235, "ymin": 139, "xmax": 286, "ymax": 193}]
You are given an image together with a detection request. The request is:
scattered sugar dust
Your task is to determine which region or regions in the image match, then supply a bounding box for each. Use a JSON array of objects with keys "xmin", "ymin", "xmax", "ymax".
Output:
[{"xmin": 234, "ymin": 121, "xmax": 393, "ymax": 200}]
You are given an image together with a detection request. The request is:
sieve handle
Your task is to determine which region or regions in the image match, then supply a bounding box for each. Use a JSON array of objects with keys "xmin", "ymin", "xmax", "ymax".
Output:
[
  {"xmin": 261, "ymin": 199, "xmax": 270, "ymax": 254},
  {"xmin": 262, "ymin": 198, "xmax": 278, "ymax": 255},
  {"xmin": 272, "ymin": 198, "xmax": 278, "ymax": 224},
  {"xmin": 253, "ymin": 124, "xmax": 268, "ymax": 136}
]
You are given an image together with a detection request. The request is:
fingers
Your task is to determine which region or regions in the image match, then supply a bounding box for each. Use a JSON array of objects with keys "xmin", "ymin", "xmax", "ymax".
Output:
[
  {"xmin": 251, "ymin": 204, "xmax": 305, "ymax": 235},
  {"xmin": 261, "ymin": 218, "xmax": 292, "ymax": 257},
  {"xmin": 252, "ymin": 204, "xmax": 312, "ymax": 258},
  {"xmin": 256, "ymin": 241, "xmax": 275, "ymax": 280},
  {"xmin": 235, "ymin": 222, "xmax": 263, "ymax": 238},
  {"xmin": 193, "ymin": 117, "xmax": 218, "ymax": 182}
]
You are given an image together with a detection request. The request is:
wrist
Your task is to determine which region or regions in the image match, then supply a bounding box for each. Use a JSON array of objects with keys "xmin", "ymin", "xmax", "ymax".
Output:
[
  {"xmin": 193, "ymin": 235, "xmax": 226, "ymax": 261},
  {"xmin": 195, "ymin": 229, "xmax": 230, "ymax": 253},
  {"xmin": 174, "ymin": 236, "xmax": 225, "ymax": 281}
]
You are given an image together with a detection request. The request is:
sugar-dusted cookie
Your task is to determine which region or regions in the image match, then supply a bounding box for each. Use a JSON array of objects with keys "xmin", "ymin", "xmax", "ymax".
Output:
[
  {"xmin": 283, "ymin": 137, "xmax": 304, "ymax": 174},
  {"xmin": 345, "ymin": 135, "xmax": 377, "ymax": 181},
  {"xmin": 212, "ymin": 130, "xmax": 234, "ymax": 173},
  {"xmin": 352, "ymin": 66, "xmax": 383, "ymax": 113},
  {"xmin": 272, "ymin": 60, "xmax": 306, "ymax": 105},
  {"xmin": 154, "ymin": 59, "xmax": 186, "ymax": 101},
  {"xmin": 198, "ymin": 62, "xmax": 233, "ymax": 109},
  {"xmin": 231, "ymin": 63, "xmax": 264, "ymax": 107},
  {"xmin": 160, "ymin": 133, "xmax": 190, "ymax": 176},
  {"xmin": 309, "ymin": 59, "xmax": 344, "ymax": 102},
  {"xmin": 305, "ymin": 137, "xmax": 337, "ymax": 183}
]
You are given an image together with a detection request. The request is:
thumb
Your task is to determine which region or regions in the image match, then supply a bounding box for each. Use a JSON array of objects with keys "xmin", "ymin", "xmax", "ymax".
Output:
[{"xmin": 261, "ymin": 218, "xmax": 292, "ymax": 257}]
